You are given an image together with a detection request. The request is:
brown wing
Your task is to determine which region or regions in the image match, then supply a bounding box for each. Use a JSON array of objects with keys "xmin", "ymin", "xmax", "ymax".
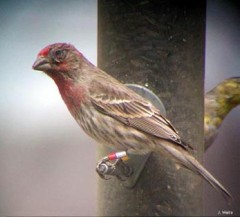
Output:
[{"xmin": 89, "ymin": 79, "xmax": 191, "ymax": 150}]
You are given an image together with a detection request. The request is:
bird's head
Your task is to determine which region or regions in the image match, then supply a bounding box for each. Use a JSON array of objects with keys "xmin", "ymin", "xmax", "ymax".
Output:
[{"xmin": 32, "ymin": 43, "xmax": 85, "ymax": 81}]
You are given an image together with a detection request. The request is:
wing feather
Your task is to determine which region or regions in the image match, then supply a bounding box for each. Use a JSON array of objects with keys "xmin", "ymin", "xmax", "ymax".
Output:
[{"xmin": 89, "ymin": 79, "xmax": 191, "ymax": 150}]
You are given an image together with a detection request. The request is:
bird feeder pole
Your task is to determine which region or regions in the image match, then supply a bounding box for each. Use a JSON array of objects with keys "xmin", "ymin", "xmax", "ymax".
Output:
[{"xmin": 97, "ymin": 1, "xmax": 206, "ymax": 216}]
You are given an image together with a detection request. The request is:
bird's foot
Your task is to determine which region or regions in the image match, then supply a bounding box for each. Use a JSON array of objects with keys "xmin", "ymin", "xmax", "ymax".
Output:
[{"xmin": 96, "ymin": 151, "xmax": 133, "ymax": 180}]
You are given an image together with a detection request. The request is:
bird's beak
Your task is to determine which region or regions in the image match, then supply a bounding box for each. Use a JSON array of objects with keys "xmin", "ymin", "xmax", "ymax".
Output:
[{"xmin": 32, "ymin": 56, "xmax": 51, "ymax": 71}]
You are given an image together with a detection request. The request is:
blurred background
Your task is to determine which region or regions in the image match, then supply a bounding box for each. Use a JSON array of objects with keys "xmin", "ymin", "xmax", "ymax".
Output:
[
  {"xmin": 205, "ymin": 0, "xmax": 240, "ymax": 215},
  {"xmin": 0, "ymin": 0, "xmax": 239, "ymax": 216}
]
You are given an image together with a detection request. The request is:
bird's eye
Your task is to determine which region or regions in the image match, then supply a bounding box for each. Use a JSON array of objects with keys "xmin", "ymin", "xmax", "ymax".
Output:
[{"xmin": 53, "ymin": 49, "xmax": 67, "ymax": 62}]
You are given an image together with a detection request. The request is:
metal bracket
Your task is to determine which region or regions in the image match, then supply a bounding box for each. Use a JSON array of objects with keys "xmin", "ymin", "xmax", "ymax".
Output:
[
  {"xmin": 123, "ymin": 152, "xmax": 151, "ymax": 188},
  {"xmin": 126, "ymin": 84, "xmax": 166, "ymax": 116}
]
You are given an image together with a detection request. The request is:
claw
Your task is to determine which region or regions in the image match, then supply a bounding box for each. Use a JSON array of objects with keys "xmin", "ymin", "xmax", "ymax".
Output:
[
  {"xmin": 96, "ymin": 159, "xmax": 114, "ymax": 180},
  {"xmin": 96, "ymin": 161, "xmax": 111, "ymax": 180}
]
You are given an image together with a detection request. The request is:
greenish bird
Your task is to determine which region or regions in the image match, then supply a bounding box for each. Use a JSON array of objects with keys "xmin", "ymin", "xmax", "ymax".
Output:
[{"xmin": 205, "ymin": 77, "xmax": 240, "ymax": 149}]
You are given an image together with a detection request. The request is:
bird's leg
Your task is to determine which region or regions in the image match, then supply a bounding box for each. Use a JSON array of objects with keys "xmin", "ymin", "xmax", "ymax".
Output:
[
  {"xmin": 96, "ymin": 151, "xmax": 151, "ymax": 187},
  {"xmin": 96, "ymin": 151, "xmax": 133, "ymax": 180}
]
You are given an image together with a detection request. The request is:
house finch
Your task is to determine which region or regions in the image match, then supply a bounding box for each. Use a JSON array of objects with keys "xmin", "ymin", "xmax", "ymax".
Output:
[
  {"xmin": 32, "ymin": 43, "xmax": 231, "ymax": 200},
  {"xmin": 205, "ymin": 77, "xmax": 240, "ymax": 149}
]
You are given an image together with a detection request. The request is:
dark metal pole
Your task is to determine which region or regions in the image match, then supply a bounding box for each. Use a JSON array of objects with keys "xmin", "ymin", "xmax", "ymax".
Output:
[{"xmin": 97, "ymin": 1, "xmax": 206, "ymax": 216}]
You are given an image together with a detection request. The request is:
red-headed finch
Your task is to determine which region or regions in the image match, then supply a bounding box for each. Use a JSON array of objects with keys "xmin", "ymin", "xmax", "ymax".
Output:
[{"xmin": 33, "ymin": 43, "xmax": 231, "ymax": 200}]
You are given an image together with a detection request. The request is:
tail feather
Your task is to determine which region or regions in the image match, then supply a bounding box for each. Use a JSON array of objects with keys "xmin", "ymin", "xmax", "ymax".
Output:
[{"xmin": 159, "ymin": 141, "xmax": 232, "ymax": 202}]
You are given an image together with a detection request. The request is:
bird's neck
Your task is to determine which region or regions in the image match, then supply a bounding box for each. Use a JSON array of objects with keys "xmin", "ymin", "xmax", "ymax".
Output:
[{"xmin": 53, "ymin": 74, "xmax": 86, "ymax": 115}]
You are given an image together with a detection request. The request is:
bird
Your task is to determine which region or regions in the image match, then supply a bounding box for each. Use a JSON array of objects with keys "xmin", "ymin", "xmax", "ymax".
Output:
[
  {"xmin": 205, "ymin": 77, "xmax": 240, "ymax": 149},
  {"xmin": 32, "ymin": 42, "xmax": 231, "ymax": 200}
]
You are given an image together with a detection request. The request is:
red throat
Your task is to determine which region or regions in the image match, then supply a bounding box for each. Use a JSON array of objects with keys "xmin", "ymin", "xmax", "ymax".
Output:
[{"xmin": 57, "ymin": 79, "xmax": 86, "ymax": 116}]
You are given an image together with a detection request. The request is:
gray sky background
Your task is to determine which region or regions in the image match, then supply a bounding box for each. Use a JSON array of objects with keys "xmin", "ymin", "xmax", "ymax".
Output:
[
  {"xmin": 0, "ymin": 0, "xmax": 239, "ymax": 216},
  {"xmin": 205, "ymin": 0, "xmax": 240, "ymax": 215},
  {"xmin": 0, "ymin": 0, "xmax": 98, "ymax": 216}
]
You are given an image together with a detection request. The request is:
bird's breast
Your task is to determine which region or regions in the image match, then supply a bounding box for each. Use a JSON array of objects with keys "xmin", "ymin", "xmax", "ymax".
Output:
[
  {"xmin": 58, "ymin": 81, "xmax": 87, "ymax": 117},
  {"xmin": 74, "ymin": 103, "xmax": 155, "ymax": 153}
]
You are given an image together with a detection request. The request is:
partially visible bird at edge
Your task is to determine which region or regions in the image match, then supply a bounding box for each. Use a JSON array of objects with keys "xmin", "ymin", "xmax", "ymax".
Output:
[{"xmin": 205, "ymin": 77, "xmax": 240, "ymax": 150}]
